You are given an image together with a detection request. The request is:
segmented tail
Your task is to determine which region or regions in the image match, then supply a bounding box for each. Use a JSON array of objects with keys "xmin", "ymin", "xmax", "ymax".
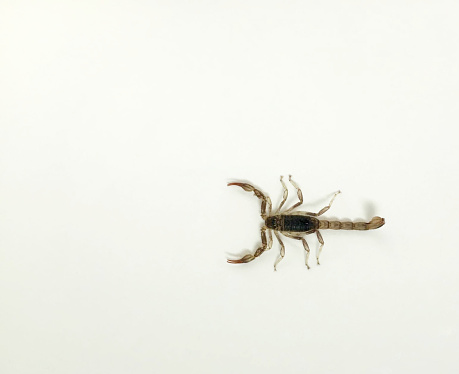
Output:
[{"xmin": 318, "ymin": 216, "xmax": 385, "ymax": 230}]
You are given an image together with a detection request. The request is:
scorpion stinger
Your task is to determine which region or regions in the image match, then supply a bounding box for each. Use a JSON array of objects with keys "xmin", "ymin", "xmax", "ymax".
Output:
[{"xmin": 227, "ymin": 176, "xmax": 385, "ymax": 271}]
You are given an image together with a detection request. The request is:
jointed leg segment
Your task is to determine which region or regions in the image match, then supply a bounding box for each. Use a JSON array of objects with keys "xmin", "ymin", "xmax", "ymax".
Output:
[
  {"xmin": 316, "ymin": 190, "xmax": 341, "ymax": 216},
  {"xmin": 295, "ymin": 190, "xmax": 341, "ymax": 217},
  {"xmin": 316, "ymin": 231, "xmax": 324, "ymax": 265},
  {"xmin": 285, "ymin": 175, "xmax": 303, "ymax": 213},
  {"xmin": 275, "ymin": 176, "xmax": 288, "ymax": 213},
  {"xmin": 282, "ymin": 232, "xmax": 311, "ymax": 269},
  {"xmin": 273, "ymin": 231, "xmax": 285, "ymax": 271}
]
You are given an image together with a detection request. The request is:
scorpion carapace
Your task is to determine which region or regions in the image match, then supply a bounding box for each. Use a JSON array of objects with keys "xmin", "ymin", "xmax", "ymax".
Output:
[{"xmin": 227, "ymin": 176, "xmax": 385, "ymax": 270}]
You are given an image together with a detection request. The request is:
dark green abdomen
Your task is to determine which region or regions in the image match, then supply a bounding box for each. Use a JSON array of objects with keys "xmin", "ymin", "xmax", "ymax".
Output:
[{"xmin": 282, "ymin": 215, "xmax": 318, "ymax": 233}]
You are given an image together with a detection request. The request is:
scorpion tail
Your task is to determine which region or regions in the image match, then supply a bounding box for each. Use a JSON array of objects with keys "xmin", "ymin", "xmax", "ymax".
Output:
[
  {"xmin": 367, "ymin": 216, "xmax": 385, "ymax": 229},
  {"xmin": 319, "ymin": 216, "xmax": 385, "ymax": 230}
]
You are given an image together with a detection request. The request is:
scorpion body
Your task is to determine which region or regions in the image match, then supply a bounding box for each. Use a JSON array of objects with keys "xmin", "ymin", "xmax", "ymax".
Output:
[
  {"xmin": 266, "ymin": 215, "xmax": 318, "ymax": 233},
  {"xmin": 227, "ymin": 176, "xmax": 385, "ymax": 270}
]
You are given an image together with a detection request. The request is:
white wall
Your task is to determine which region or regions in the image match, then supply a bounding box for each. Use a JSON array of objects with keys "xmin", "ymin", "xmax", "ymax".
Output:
[{"xmin": 1, "ymin": 1, "xmax": 458, "ymax": 373}]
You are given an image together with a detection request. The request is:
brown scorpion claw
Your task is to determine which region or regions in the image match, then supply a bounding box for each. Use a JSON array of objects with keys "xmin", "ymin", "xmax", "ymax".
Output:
[
  {"xmin": 227, "ymin": 182, "xmax": 253, "ymax": 191},
  {"xmin": 227, "ymin": 254, "xmax": 256, "ymax": 264}
]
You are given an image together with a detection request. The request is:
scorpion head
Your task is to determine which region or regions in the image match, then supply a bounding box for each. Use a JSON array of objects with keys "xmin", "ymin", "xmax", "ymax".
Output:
[{"xmin": 265, "ymin": 215, "xmax": 281, "ymax": 230}]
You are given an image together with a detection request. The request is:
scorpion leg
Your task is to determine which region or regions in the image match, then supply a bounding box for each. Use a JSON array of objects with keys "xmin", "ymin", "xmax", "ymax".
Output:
[
  {"xmin": 282, "ymin": 232, "xmax": 311, "ymax": 269},
  {"xmin": 273, "ymin": 231, "xmax": 286, "ymax": 271},
  {"xmin": 227, "ymin": 227, "xmax": 272, "ymax": 264},
  {"xmin": 316, "ymin": 190, "xmax": 341, "ymax": 216},
  {"xmin": 267, "ymin": 229, "xmax": 273, "ymax": 251},
  {"xmin": 275, "ymin": 175, "xmax": 288, "ymax": 213},
  {"xmin": 296, "ymin": 191, "xmax": 341, "ymax": 217},
  {"xmin": 316, "ymin": 231, "xmax": 324, "ymax": 265},
  {"xmin": 284, "ymin": 175, "xmax": 303, "ymax": 213},
  {"xmin": 228, "ymin": 182, "xmax": 272, "ymax": 219}
]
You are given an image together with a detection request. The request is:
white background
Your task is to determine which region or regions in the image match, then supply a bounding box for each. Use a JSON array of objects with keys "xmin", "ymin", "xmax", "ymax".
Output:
[{"xmin": 1, "ymin": 1, "xmax": 458, "ymax": 373}]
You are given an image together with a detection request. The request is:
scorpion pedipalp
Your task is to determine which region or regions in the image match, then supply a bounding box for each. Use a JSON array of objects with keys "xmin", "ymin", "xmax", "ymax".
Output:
[
  {"xmin": 227, "ymin": 254, "xmax": 256, "ymax": 264},
  {"xmin": 227, "ymin": 227, "xmax": 272, "ymax": 265},
  {"xmin": 227, "ymin": 182, "xmax": 252, "ymax": 190},
  {"xmin": 227, "ymin": 182, "xmax": 272, "ymax": 218}
]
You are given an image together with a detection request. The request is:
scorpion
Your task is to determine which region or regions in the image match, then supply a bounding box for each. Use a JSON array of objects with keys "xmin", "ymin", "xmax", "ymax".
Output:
[{"xmin": 227, "ymin": 176, "xmax": 385, "ymax": 270}]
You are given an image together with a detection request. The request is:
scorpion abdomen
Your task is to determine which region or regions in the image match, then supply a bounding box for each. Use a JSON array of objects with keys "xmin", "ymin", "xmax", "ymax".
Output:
[
  {"xmin": 282, "ymin": 215, "xmax": 318, "ymax": 232},
  {"xmin": 266, "ymin": 215, "xmax": 319, "ymax": 233}
]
